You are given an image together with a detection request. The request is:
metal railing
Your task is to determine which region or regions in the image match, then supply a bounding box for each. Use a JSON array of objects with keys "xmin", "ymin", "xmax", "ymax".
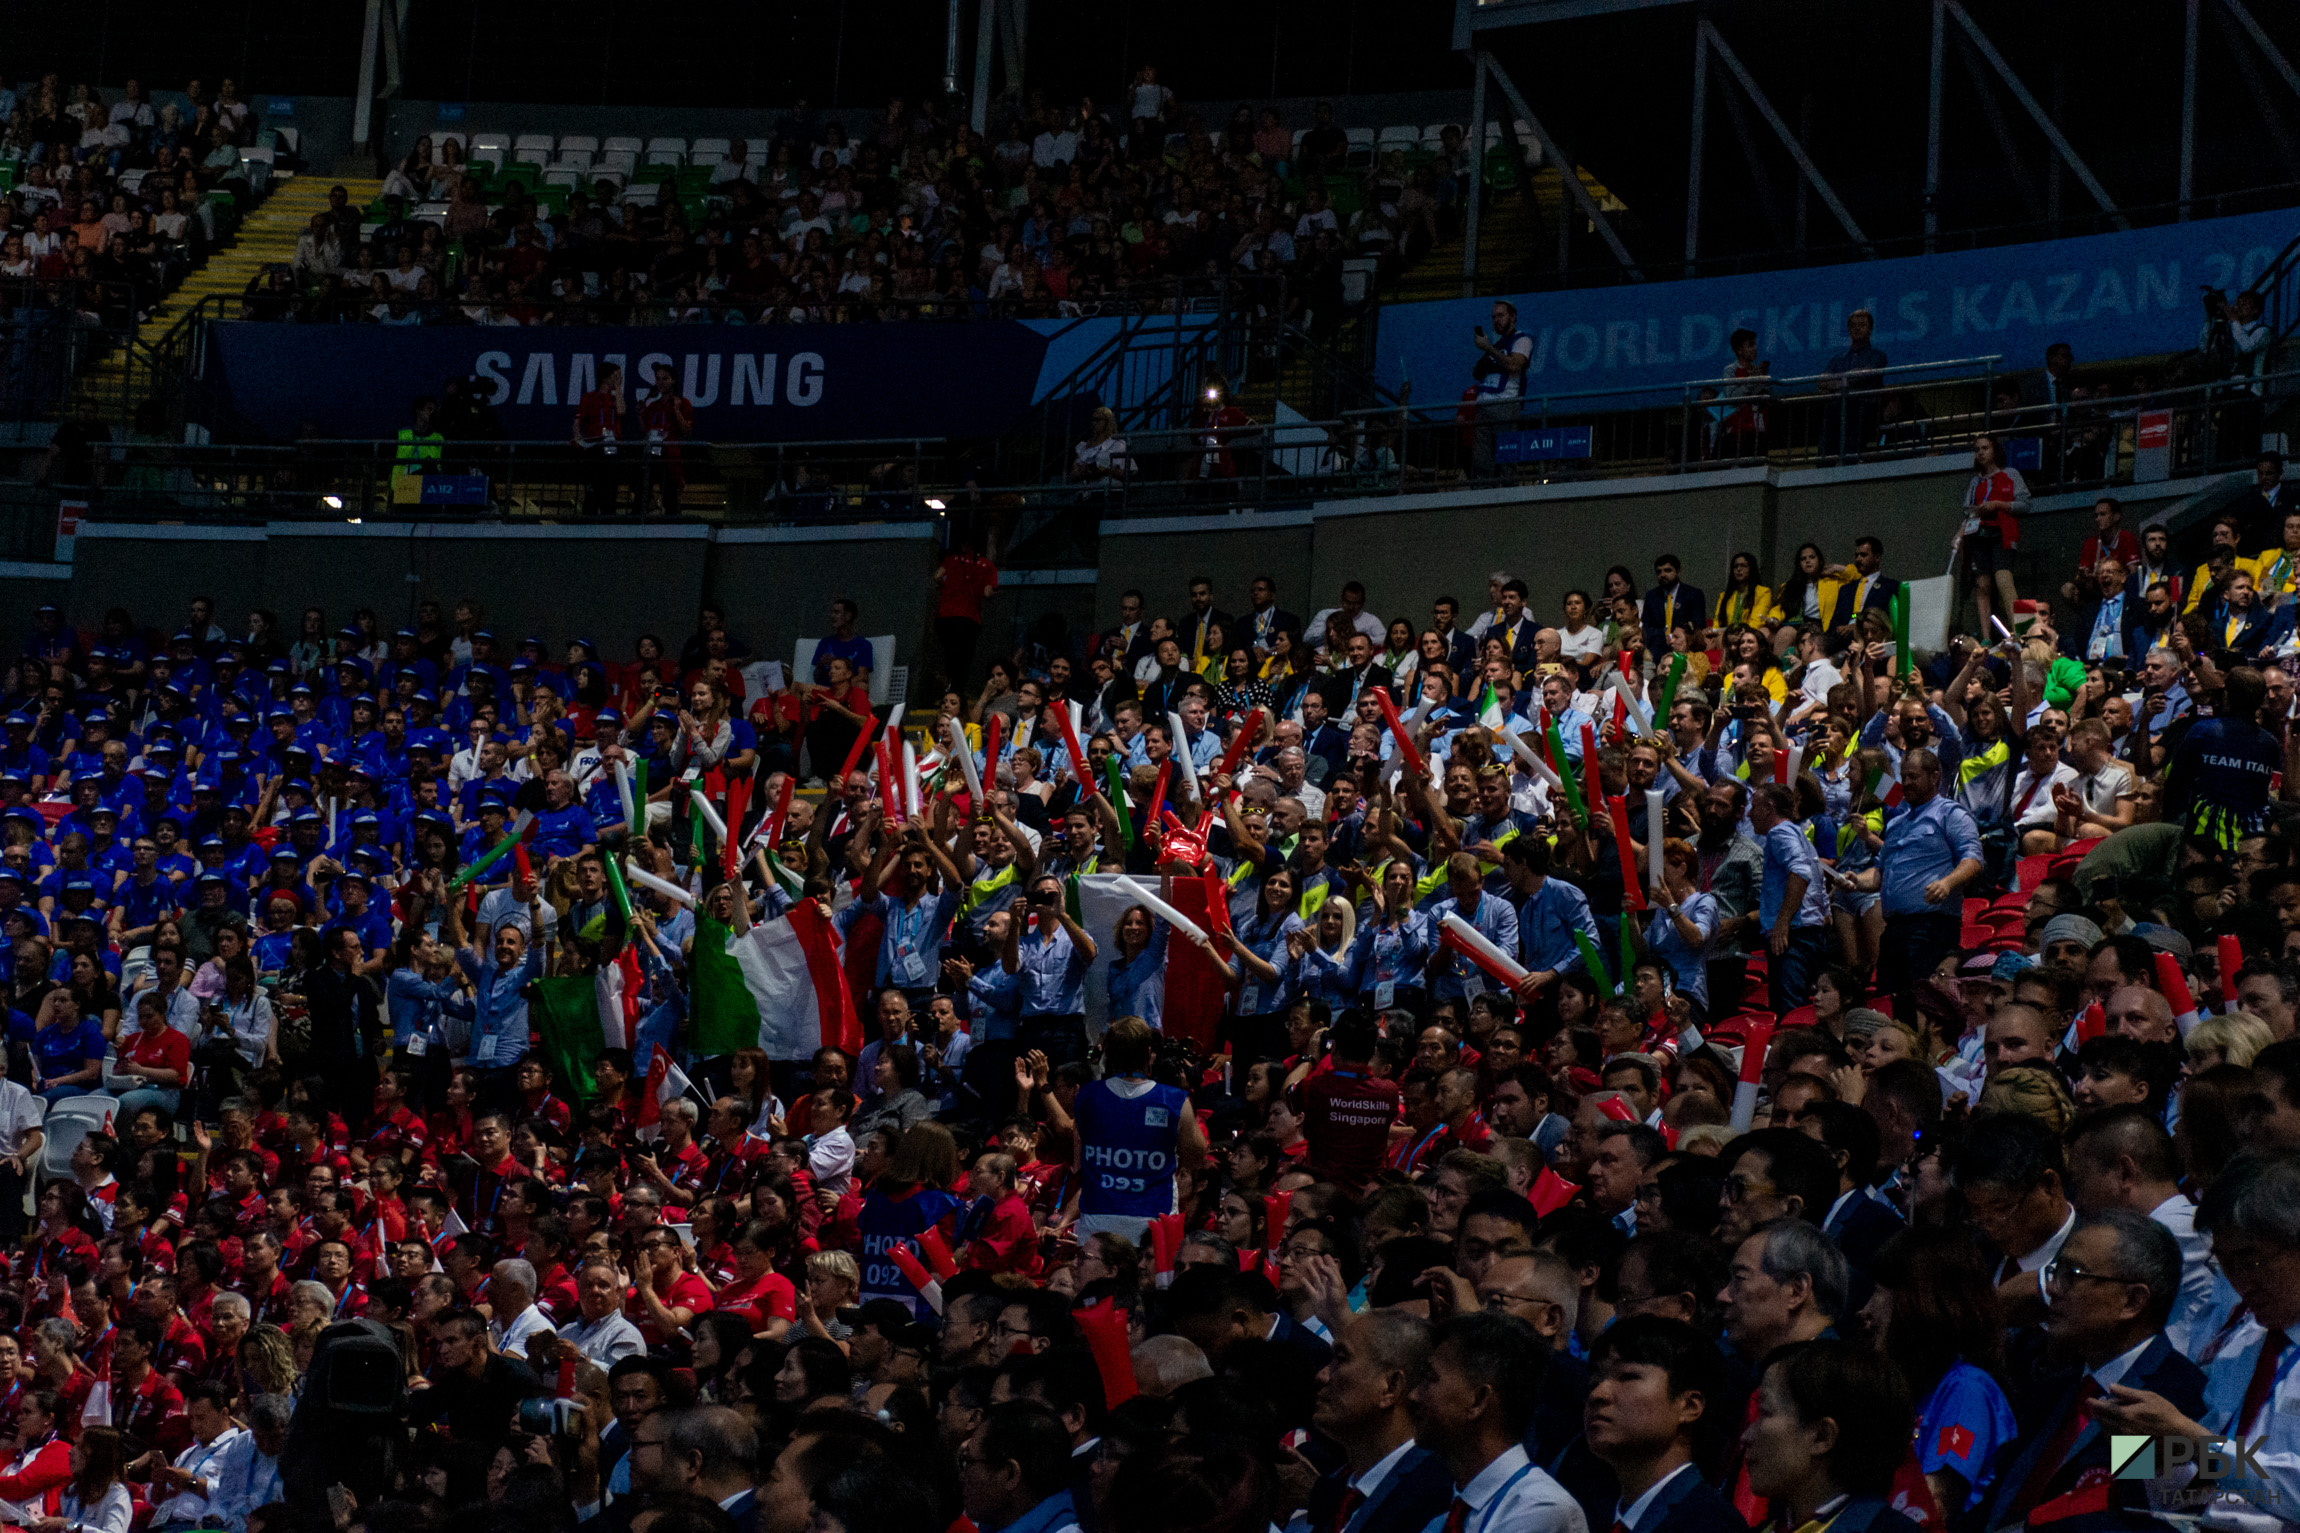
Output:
[
  {"xmin": 56, "ymin": 433, "xmax": 947, "ymax": 522},
  {"xmin": 215, "ymin": 269, "xmax": 1292, "ymax": 328},
  {"xmin": 33, "ymin": 355, "xmax": 2295, "ymax": 535}
]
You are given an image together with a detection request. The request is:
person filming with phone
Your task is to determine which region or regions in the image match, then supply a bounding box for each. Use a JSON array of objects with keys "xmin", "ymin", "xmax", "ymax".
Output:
[{"xmin": 1000, "ymin": 871, "xmax": 1098, "ymax": 1069}]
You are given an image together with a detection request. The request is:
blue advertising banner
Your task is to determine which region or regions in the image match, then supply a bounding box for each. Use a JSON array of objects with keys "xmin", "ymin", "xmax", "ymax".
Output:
[
  {"xmin": 1378, "ymin": 208, "xmax": 2300, "ymax": 403},
  {"xmin": 205, "ymin": 320, "xmax": 1064, "ymax": 442},
  {"xmin": 1497, "ymin": 426, "xmax": 1592, "ymax": 462}
]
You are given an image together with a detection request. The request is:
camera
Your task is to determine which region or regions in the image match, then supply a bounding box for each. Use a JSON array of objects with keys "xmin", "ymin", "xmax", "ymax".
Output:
[{"xmin": 517, "ymin": 1396, "xmax": 586, "ymax": 1437}]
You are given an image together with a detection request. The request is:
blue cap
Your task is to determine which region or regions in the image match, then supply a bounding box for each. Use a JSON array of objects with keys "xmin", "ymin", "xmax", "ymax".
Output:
[
  {"xmin": 289, "ymin": 682, "xmax": 315, "ymax": 697},
  {"xmin": 283, "ymin": 780, "xmax": 315, "ymax": 798},
  {"xmin": 0, "ymin": 769, "xmax": 21, "ymax": 786},
  {"xmin": 266, "ymin": 659, "xmax": 290, "ymax": 675},
  {"xmin": 1989, "ymin": 949, "xmax": 2034, "ymax": 982},
  {"xmin": 195, "ymin": 869, "xmax": 226, "ymax": 886},
  {"xmin": 291, "ymin": 808, "xmax": 323, "ymax": 825},
  {"xmin": 147, "ymin": 738, "xmax": 178, "ymax": 755},
  {"xmin": 60, "ymin": 871, "xmax": 95, "ymax": 892},
  {"xmin": 349, "ymin": 844, "xmax": 384, "ymax": 865},
  {"xmin": 478, "ymin": 794, "xmax": 508, "ymax": 812},
  {"xmin": 78, "ymin": 712, "xmax": 110, "ymax": 730},
  {"xmin": 227, "ymin": 713, "xmax": 253, "ymax": 729},
  {"xmin": 395, "ymin": 628, "xmax": 417, "ymax": 640},
  {"xmin": 198, "ymin": 835, "xmax": 226, "ymax": 850},
  {"xmin": 4, "ymin": 714, "xmax": 31, "ymax": 728},
  {"xmin": 264, "ymin": 707, "xmax": 292, "ymax": 723},
  {"xmin": 337, "ymin": 867, "xmax": 371, "ymax": 886},
  {"xmin": 212, "ymin": 746, "xmax": 242, "ymax": 764},
  {"xmin": 1, "ymin": 806, "xmax": 39, "ymax": 826},
  {"xmin": 86, "ymin": 803, "xmax": 117, "ymax": 819},
  {"xmin": 0, "ymin": 867, "xmax": 25, "ymax": 885},
  {"xmin": 170, "ymin": 630, "xmax": 195, "ymax": 644},
  {"xmin": 270, "ymin": 844, "xmax": 301, "ymax": 862},
  {"xmin": 596, "ymin": 708, "xmax": 623, "ymax": 725},
  {"xmin": 351, "ymin": 809, "xmax": 381, "ymax": 826},
  {"xmin": 475, "ymin": 629, "xmax": 497, "ymax": 642},
  {"xmin": 410, "ymin": 689, "xmax": 437, "ymax": 706}
]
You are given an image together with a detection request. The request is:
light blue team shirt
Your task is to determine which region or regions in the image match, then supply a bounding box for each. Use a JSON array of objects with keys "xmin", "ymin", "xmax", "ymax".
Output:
[{"xmin": 1758, "ymin": 820, "xmax": 1831, "ymax": 930}]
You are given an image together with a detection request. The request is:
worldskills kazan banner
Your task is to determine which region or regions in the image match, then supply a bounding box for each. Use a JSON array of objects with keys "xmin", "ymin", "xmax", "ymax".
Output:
[
  {"xmin": 202, "ymin": 319, "xmax": 1070, "ymax": 442},
  {"xmin": 1378, "ymin": 206, "xmax": 2300, "ymax": 401}
]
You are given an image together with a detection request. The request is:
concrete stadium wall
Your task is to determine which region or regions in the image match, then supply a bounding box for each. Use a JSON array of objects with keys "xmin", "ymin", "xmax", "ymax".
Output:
[
  {"xmin": 67, "ymin": 521, "xmax": 941, "ymax": 693},
  {"xmin": 1307, "ymin": 471, "xmax": 1770, "ymax": 625},
  {"xmin": 43, "ymin": 461, "xmax": 2257, "ymax": 701},
  {"xmin": 711, "ymin": 523, "xmax": 941, "ymax": 686},
  {"xmin": 1095, "ymin": 511, "xmax": 1314, "ymax": 631}
]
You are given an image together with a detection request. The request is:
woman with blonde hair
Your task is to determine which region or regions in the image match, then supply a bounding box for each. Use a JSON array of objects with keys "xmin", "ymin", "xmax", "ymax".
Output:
[
  {"xmin": 1975, "ymin": 1063, "xmax": 2075, "ymax": 1134},
  {"xmin": 2185, "ymin": 1011, "xmax": 2273, "ymax": 1072},
  {"xmin": 237, "ymin": 1325, "xmax": 298, "ymax": 1399},
  {"xmin": 799, "ymin": 1249, "xmax": 861, "ymax": 1347},
  {"xmin": 1071, "ymin": 407, "xmax": 1133, "ymax": 482}
]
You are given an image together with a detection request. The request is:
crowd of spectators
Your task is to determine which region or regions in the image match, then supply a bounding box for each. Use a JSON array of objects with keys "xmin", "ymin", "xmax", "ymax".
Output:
[
  {"xmin": 244, "ymin": 83, "xmax": 1470, "ymax": 328},
  {"xmin": 0, "ymin": 483, "xmax": 2298, "ymax": 1533},
  {"xmin": 0, "ymin": 73, "xmax": 270, "ymax": 328}
]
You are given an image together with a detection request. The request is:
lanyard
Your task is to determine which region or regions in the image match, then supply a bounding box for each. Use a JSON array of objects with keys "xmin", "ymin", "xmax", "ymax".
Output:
[{"xmin": 1466, "ymin": 1462, "xmax": 1540, "ymax": 1533}]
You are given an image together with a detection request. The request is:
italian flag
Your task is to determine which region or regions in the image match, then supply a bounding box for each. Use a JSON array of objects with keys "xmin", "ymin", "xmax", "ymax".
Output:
[
  {"xmin": 531, "ymin": 953, "xmax": 639, "ymax": 1103},
  {"xmin": 1479, "ymin": 683, "xmax": 1505, "ymax": 730},
  {"xmin": 760, "ymin": 849, "xmax": 806, "ymax": 900},
  {"xmin": 722, "ymin": 901, "xmax": 863, "ymax": 1061},
  {"xmin": 1868, "ymin": 762, "xmax": 1905, "ymax": 808}
]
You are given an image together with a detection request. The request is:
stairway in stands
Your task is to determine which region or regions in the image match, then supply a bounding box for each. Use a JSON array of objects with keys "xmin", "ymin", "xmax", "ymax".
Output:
[
  {"xmin": 79, "ymin": 175, "xmax": 382, "ymax": 419},
  {"xmin": 1386, "ymin": 161, "xmax": 1628, "ymax": 304},
  {"xmin": 1227, "ymin": 163, "xmax": 1628, "ymax": 430}
]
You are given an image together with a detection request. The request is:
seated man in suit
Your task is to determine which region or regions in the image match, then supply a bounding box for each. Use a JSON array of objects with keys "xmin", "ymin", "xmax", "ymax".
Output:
[
  {"xmin": 1979, "ymin": 1208, "xmax": 2205, "ymax": 1532},
  {"xmin": 1583, "ymin": 1314, "xmax": 1750, "ymax": 1533},
  {"xmin": 1641, "ymin": 556, "xmax": 1706, "ymax": 662},
  {"xmin": 1291, "ymin": 1310, "xmax": 1455, "ymax": 1533},
  {"xmin": 1822, "ymin": 536, "xmax": 1899, "ymax": 635},
  {"xmin": 2062, "ymin": 558, "xmax": 2155, "ymax": 672}
]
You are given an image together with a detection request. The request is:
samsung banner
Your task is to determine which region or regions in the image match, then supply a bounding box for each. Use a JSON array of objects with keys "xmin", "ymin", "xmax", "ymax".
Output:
[
  {"xmin": 203, "ymin": 314, "xmax": 1179, "ymax": 442},
  {"xmin": 1378, "ymin": 208, "xmax": 2300, "ymax": 403}
]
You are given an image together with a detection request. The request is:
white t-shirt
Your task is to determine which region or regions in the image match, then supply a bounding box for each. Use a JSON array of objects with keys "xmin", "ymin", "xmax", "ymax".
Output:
[
  {"xmin": 478, "ymin": 886, "xmax": 558, "ymax": 943},
  {"xmin": 2077, "ymin": 759, "xmax": 2136, "ymax": 816},
  {"xmin": 1556, "ymin": 624, "xmax": 1605, "ymax": 663}
]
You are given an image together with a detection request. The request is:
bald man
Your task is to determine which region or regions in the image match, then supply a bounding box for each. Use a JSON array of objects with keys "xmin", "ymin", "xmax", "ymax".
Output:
[
  {"xmin": 2104, "ymin": 983, "xmax": 2178, "ymax": 1045},
  {"xmin": 1984, "ymin": 1004, "xmax": 2056, "ymax": 1075}
]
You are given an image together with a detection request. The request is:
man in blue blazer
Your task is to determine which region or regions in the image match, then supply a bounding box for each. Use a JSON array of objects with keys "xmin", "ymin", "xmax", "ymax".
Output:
[
  {"xmin": 1297, "ymin": 1310, "xmax": 1456, "ymax": 1533},
  {"xmin": 1970, "ymin": 1211, "xmax": 2206, "ymax": 1533},
  {"xmin": 1583, "ymin": 1314, "xmax": 1749, "ymax": 1533}
]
